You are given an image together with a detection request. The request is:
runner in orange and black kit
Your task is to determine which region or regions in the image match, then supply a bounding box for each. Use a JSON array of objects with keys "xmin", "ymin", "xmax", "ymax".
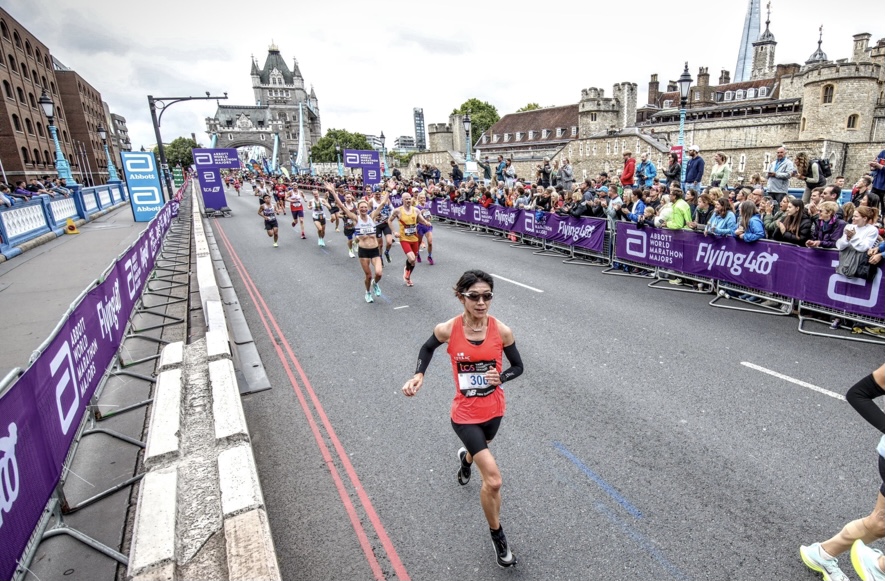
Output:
[
  {"xmin": 388, "ymin": 192, "xmax": 431, "ymax": 287},
  {"xmin": 402, "ymin": 270, "xmax": 524, "ymax": 568}
]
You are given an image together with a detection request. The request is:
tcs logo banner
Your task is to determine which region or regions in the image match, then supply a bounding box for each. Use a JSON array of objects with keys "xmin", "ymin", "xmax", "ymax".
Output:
[{"xmin": 121, "ymin": 152, "xmax": 164, "ymax": 222}]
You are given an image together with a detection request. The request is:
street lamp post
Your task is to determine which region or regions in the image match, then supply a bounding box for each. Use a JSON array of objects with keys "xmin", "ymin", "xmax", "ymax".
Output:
[
  {"xmin": 677, "ymin": 62, "xmax": 693, "ymax": 183},
  {"xmin": 380, "ymin": 131, "xmax": 389, "ymax": 178},
  {"xmin": 335, "ymin": 144, "xmax": 343, "ymax": 177},
  {"xmin": 96, "ymin": 125, "xmax": 120, "ymax": 183},
  {"xmin": 308, "ymin": 146, "xmax": 314, "ymax": 176},
  {"xmin": 462, "ymin": 113, "xmax": 473, "ymax": 178},
  {"xmin": 148, "ymin": 92, "xmax": 227, "ymax": 201},
  {"xmin": 38, "ymin": 89, "xmax": 76, "ymax": 185}
]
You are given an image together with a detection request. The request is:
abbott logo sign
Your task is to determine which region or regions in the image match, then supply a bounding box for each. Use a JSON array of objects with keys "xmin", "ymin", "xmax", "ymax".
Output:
[
  {"xmin": 344, "ymin": 152, "xmax": 360, "ymax": 166},
  {"xmin": 827, "ymin": 259, "xmax": 883, "ymax": 308},
  {"xmin": 121, "ymin": 152, "xmax": 165, "ymax": 222},
  {"xmin": 123, "ymin": 153, "xmax": 155, "ymax": 174},
  {"xmin": 624, "ymin": 229, "xmax": 648, "ymax": 259},
  {"xmin": 193, "ymin": 152, "xmax": 213, "ymax": 166}
]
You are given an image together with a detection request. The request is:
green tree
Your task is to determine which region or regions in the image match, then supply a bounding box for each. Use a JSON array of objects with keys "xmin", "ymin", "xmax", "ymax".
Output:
[
  {"xmin": 389, "ymin": 151, "xmax": 417, "ymax": 166},
  {"xmin": 451, "ymin": 99, "xmax": 500, "ymax": 142},
  {"xmin": 517, "ymin": 103, "xmax": 541, "ymax": 112},
  {"xmin": 154, "ymin": 137, "xmax": 201, "ymax": 168},
  {"xmin": 311, "ymin": 129, "xmax": 374, "ymax": 162}
]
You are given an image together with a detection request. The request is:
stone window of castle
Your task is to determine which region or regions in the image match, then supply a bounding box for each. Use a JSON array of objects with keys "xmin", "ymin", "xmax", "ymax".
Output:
[
  {"xmin": 739, "ymin": 154, "xmax": 746, "ymax": 172},
  {"xmin": 556, "ymin": 128, "xmax": 563, "ymax": 138},
  {"xmin": 228, "ymin": 134, "xmax": 232, "ymax": 140},
  {"xmin": 579, "ymin": 143, "xmax": 584, "ymax": 157},
  {"xmin": 694, "ymin": 91, "xmax": 701, "ymax": 101},
  {"xmin": 606, "ymin": 143, "xmax": 611, "ymax": 155},
  {"xmin": 847, "ymin": 114, "xmax": 859, "ymax": 129},
  {"xmin": 590, "ymin": 113, "xmax": 597, "ymax": 121},
  {"xmin": 571, "ymin": 126, "xmax": 577, "ymax": 137},
  {"xmin": 758, "ymin": 87, "xmax": 767, "ymax": 98},
  {"xmin": 592, "ymin": 144, "xmax": 597, "ymax": 156},
  {"xmin": 504, "ymin": 133, "xmax": 510, "ymax": 142},
  {"xmin": 493, "ymin": 134, "xmax": 499, "ymax": 143},
  {"xmin": 528, "ymin": 130, "xmax": 534, "ymax": 139},
  {"xmin": 542, "ymin": 129, "xmax": 549, "ymax": 139},
  {"xmin": 516, "ymin": 132, "xmax": 522, "ymax": 141},
  {"xmin": 800, "ymin": 118, "xmax": 806, "ymax": 131},
  {"xmin": 260, "ymin": 134, "xmax": 265, "ymax": 141},
  {"xmin": 822, "ymin": 85, "xmax": 834, "ymax": 104},
  {"xmin": 763, "ymin": 153, "xmax": 771, "ymax": 168}
]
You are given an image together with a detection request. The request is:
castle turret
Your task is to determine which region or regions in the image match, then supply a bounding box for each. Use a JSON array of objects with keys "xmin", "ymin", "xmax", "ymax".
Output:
[
  {"xmin": 751, "ymin": 6, "xmax": 777, "ymax": 79},
  {"xmin": 853, "ymin": 33, "xmax": 872, "ymax": 62},
  {"xmin": 806, "ymin": 26, "xmax": 829, "ymax": 66},
  {"xmin": 612, "ymin": 82, "xmax": 637, "ymax": 129}
]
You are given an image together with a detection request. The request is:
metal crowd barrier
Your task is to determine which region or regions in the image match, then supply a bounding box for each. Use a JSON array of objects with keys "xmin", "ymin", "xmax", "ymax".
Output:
[
  {"xmin": 798, "ymin": 300, "xmax": 885, "ymax": 344},
  {"xmin": 3, "ymin": 181, "xmax": 190, "ymax": 581}
]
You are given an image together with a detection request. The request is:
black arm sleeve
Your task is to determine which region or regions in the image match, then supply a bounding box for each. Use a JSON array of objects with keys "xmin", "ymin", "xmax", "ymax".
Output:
[
  {"xmin": 846, "ymin": 374, "xmax": 885, "ymax": 434},
  {"xmin": 500, "ymin": 342, "xmax": 524, "ymax": 384},
  {"xmin": 415, "ymin": 334, "xmax": 444, "ymax": 375}
]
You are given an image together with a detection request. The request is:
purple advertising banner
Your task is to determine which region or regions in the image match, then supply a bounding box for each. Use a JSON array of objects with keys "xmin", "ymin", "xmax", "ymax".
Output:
[
  {"xmin": 196, "ymin": 168, "xmax": 226, "ymax": 210},
  {"xmin": 193, "ymin": 148, "xmax": 239, "ymax": 210},
  {"xmin": 430, "ymin": 199, "xmax": 606, "ymax": 254},
  {"xmin": 613, "ymin": 221, "xmax": 884, "ymax": 319},
  {"xmin": 0, "ymin": 201, "xmax": 175, "ymax": 580},
  {"xmin": 192, "ymin": 148, "xmax": 241, "ymax": 169},
  {"xmin": 343, "ymin": 149, "xmax": 382, "ymax": 185}
]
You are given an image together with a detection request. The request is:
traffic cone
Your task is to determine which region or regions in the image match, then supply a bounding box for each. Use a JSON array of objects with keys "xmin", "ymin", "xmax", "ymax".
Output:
[{"xmin": 65, "ymin": 218, "xmax": 80, "ymax": 235}]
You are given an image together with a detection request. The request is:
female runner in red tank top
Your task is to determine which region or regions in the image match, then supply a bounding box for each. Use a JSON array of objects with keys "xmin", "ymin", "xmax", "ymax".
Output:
[{"xmin": 402, "ymin": 270, "xmax": 524, "ymax": 568}]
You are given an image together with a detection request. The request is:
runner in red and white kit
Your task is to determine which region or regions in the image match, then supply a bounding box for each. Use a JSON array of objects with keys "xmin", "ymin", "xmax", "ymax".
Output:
[
  {"xmin": 286, "ymin": 188, "xmax": 307, "ymax": 239},
  {"xmin": 402, "ymin": 270, "xmax": 524, "ymax": 568}
]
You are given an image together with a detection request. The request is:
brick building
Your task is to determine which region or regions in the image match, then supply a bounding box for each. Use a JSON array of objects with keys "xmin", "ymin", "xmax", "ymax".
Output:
[
  {"xmin": 0, "ymin": 8, "xmax": 77, "ymax": 184},
  {"xmin": 54, "ymin": 57, "xmax": 114, "ymax": 186}
]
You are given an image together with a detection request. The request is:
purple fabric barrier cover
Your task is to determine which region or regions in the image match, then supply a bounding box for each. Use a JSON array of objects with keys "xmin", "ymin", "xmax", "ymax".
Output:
[
  {"xmin": 613, "ymin": 221, "xmax": 884, "ymax": 319},
  {"xmin": 0, "ymin": 201, "xmax": 175, "ymax": 580},
  {"xmin": 430, "ymin": 199, "xmax": 606, "ymax": 253}
]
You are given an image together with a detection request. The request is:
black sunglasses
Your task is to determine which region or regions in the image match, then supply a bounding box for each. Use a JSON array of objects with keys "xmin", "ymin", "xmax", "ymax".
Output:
[{"xmin": 461, "ymin": 292, "xmax": 494, "ymax": 302}]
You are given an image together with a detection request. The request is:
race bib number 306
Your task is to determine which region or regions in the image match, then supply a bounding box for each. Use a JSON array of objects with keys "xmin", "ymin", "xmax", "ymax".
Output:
[{"xmin": 457, "ymin": 360, "xmax": 497, "ymax": 397}]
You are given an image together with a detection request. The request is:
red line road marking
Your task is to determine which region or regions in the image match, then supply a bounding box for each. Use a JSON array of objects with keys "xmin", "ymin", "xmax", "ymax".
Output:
[{"xmin": 214, "ymin": 222, "xmax": 410, "ymax": 581}]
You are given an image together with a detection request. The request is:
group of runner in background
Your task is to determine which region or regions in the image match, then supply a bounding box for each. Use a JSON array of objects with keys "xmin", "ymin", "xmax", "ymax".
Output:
[{"xmin": 237, "ymin": 172, "xmax": 436, "ymax": 303}]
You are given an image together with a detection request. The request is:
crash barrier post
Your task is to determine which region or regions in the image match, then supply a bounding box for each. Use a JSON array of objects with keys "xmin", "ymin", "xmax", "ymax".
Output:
[{"xmin": 1, "ymin": 180, "xmax": 189, "ymax": 581}]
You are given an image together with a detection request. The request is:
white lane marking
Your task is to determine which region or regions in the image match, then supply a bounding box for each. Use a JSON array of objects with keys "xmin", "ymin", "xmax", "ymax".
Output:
[
  {"xmin": 741, "ymin": 362, "xmax": 845, "ymax": 401},
  {"xmin": 490, "ymin": 274, "xmax": 544, "ymax": 293},
  {"xmin": 394, "ymin": 306, "xmax": 409, "ymax": 310}
]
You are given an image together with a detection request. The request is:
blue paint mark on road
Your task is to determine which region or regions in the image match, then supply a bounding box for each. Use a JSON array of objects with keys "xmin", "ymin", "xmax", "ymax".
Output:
[
  {"xmin": 553, "ymin": 441, "xmax": 642, "ymax": 518},
  {"xmin": 595, "ymin": 503, "xmax": 690, "ymax": 581}
]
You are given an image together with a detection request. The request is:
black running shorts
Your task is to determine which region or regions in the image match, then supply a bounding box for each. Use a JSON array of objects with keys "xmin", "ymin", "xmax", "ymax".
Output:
[
  {"xmin": 357, "ymin": 246, "xmax": 381, "ymax": 259},
  {"xmin": 451, "ymin": 416, "xmax": 502, "ymax": 457}
]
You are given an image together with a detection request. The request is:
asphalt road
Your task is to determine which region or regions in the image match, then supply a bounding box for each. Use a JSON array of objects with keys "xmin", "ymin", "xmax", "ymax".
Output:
[{"xmin": 211, "ymin": 184, "xmax": 882, "ymax": 581}]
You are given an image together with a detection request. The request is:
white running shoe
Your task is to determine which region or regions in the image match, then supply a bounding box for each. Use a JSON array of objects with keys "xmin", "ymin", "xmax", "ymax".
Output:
[{"xmin": 800, "ymin": 543, "xmax": 849, "ymax": 581}]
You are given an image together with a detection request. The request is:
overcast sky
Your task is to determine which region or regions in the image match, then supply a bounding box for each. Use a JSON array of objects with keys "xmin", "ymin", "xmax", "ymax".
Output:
[{"xmin": 5, "ymin": 0, "xmax": 879, "ymax": 152}]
